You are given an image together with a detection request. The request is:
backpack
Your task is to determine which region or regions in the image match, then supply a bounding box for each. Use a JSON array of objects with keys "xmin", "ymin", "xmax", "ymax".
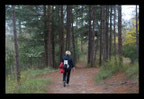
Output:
[{"xmin": 63, "ymin": 57, "xmax": 70, "ymax": 70}]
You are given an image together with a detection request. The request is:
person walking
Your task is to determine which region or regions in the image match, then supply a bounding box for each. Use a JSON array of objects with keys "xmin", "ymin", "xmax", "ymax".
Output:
[{"xmin": 61, "ymin": 50, "xmax": 75, "ymax": 87}]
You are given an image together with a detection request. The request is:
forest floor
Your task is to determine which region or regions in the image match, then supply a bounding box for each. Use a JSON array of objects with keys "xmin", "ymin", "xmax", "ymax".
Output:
[{"xmin": 41, "ymin": 61, "xmax": 139, "ymax": 93}]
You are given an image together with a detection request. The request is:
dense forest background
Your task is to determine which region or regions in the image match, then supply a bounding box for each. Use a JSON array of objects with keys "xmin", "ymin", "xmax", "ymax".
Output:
[{"xmin": 5, "ymin": 5, "xmax": 139, "ymax": 93}]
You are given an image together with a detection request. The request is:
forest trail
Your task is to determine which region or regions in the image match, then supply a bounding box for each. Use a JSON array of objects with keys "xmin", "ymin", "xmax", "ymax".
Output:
[{"xmin": 41, "ymin": 62, "xmax": 138, "ymax": 93}]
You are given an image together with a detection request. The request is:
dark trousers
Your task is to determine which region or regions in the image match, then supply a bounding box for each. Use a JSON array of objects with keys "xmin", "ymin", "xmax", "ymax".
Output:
[{"xmin": 63, "ymin": 69, "xmax": 71, "ymax": 84}]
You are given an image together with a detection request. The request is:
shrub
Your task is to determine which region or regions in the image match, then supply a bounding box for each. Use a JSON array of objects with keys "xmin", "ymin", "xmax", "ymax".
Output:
[
  {"xmin": 95, "ymin": 56, "xmax": 124, "ymax": 83},
  {"xmin": 123, "ymin": 45, "xmax": 138, "ymax": 63},
  {"xmin": 125, "ymin": 62, "xmax": 139, "ymax": 80}
]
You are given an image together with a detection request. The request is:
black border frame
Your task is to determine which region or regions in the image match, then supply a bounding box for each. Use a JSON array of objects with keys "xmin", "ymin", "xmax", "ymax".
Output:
[{"xmin": 1, "ymin": 0, "xmax": 144, "ymax": 97}]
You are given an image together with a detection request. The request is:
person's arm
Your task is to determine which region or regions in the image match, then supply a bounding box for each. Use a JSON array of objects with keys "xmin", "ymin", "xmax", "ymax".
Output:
[
  {"xmin": 71, "ymin": 58, "xmax": 75, "ymax": 68},
  {"xmin": 61, "ymin": 56, "xmax": 64, "ymax": 62}
]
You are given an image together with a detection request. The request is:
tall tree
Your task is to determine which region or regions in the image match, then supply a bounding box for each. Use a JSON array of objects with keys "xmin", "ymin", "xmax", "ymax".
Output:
[
  {"xmin": 88, "ymin": 5, "xmax": 92, "ymax": 64},
  {"xmin": 113, "ymin": 5, "xmax": 116, "ymax": 56},
  {"xmin": 105, "ymin": 6, "xmax": 109, "ymax": 61},
  {"xmin": 51, "ymin": 6, "xmax": 56, "ymax": 68},
  {"xmin": 12, "ymin": 5, "xmax": 21, "ymax": 85},
  {"xmin": 66, "ymin": 5, "xmax": 72, "ymax": 50},
  {"xmin": 59, "ymin": 5, "xmax": 65, "ymax": 62},
  {"xmin": 47, "ymin": 5, "xmax": 52, "ymax": 66},
  {"xmin": 118, "ymin": 5, "xmax": 123, "ymax": 64},
  {"xmin": 71, "ymin": 7, "xmax": 76, "ymax": 64},
  {"xmin": 43, "ymin": 5, "xmax": 48, "ymax": 67},
  {"xmin": 90, "ymin": 5, "xmax": 95, "ymax": 66},
  {"xmin": 102, "ymin": 5, "xmax": 107, "ymax": 62},
  {"xmin": 99, "ymin": 7, "xmax": 102, "ymax": 66},
  {"xmin": 109, "ymin": 6, "xmax": 112, "ymax": 60},
  {"xmin": 81, "ymin": 6, "xmax": 84, "ymax": 53}
]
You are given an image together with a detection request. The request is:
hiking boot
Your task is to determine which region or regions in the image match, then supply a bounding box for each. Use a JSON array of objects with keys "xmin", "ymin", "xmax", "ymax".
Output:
[{"xmin": 63, "ymin": 81, "xmax": 66, "ymax": 87}]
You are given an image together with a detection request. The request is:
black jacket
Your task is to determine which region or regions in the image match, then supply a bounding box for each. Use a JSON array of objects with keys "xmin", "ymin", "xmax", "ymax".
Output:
[{"xmin": 61, "ymin": 55, "xmax": 74, "ymax": 69}]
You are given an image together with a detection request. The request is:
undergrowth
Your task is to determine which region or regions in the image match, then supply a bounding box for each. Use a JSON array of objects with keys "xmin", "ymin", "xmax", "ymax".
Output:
[
  {"xmin": 94, "ymin": 56, "xmax": 139, "ymax": 83},
  {"xmin": 6, "ymin": 67, "xmax": 58, "ymax": 93}
]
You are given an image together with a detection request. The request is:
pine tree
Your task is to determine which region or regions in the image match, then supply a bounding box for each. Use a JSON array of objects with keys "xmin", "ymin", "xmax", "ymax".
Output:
[
  {"xmin": 47, "ymin": 5, "xmax": 52, "ymax": 66},
  {"xmin": 12, "ymin": 5, "xmax": 21, "ymax": 85},
  {"xmin": 88, "ymin": 5, "xmax": 92, "ymax": 64},
  {"xmin": 59, "ymin": 5, "xmax": 65, "ymax": 62},
  {"xmin": 43, "ymin": 5, "xmax": 48, "ymax": 67},
  {"xmin": 118, "ymin": 5, "xmax": 123, "ymax": 64},
  {"xmin": 109, "ymin": 6, "xmax": 112, "ymax": 60}
]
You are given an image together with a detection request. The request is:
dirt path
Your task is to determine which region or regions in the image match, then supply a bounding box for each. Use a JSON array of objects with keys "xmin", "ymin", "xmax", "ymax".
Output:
[
  {"xmin": 41, "ymin": 62, "xmax": 138, "ymax": 93},
  {"xmin": 43, "ymin": 67, "xmax": 109, "ymax": 93}
]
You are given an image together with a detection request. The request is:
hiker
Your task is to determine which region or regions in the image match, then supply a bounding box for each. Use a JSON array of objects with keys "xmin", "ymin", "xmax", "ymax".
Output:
[{"xmin": 61, "ymin": 50, "xmax": 75, "ymax": 87}]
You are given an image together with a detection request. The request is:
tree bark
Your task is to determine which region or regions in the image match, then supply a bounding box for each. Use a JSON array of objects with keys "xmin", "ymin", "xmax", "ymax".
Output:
[
  {"xmin": 59, "ymin": 5, "xmax": 65, "ymax": 62},
  {"xmin": 12, "ymin": 5, "xmax": 21, "ymax": 85},
  {"xmin": 43, "ymin": 5, "xmax": 48, "ymax": 67},
  {"xmin": 51, "ymin": 6, "xmax": 56, "ymax": 68},
  {"xmin": 99, "ymin": 6, "xmax": 102, "ymax": 66},
  {"xmin": 118, "ymin": 5, "xmax": 123, "ymax": 64},
  {"xmin": 72, "ymin": 9, "xmax": 76, "ymax": 64},
  {"xmin": 88, "ymin": 5, "xmax": 92, "ymax": 64},
  {"xmin": 66, "ymin": 5, "xmax": 72, "ymax": 50},
  {"xmin": 102, "ymin": 5, "xmax": 107, "ymax": 63},
  {"xmin": 113, "ymin": 6, "xmax": 116, "ymax": 56},
  {"xmin": 81, "ymin": 6, "xmax": 84, "ymax": 53},
  {"xmin": 105, "ymin": 6, "xmax": 109, "ymax": 61},
  {"xmin": 47, "ymin": 5, "xmax": 52, "ymax": 66},
  {"xmin": 90, "ymin": 5, "xmax": 95, "ymax": 67},
  {"xmin": 109, "ymin": 6, "xmax": 112, "ymax": 60}
]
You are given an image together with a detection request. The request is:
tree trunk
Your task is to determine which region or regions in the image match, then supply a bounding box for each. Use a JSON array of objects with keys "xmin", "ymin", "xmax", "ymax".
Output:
[
  {"xmin": 113, "ymin": 6, "xmax": 116, "ymax": 56},
  {"xmin": 90, "ymin": 5, "xmax": 95, "ymax": 67},
  {"xmin": 72, "ymin": 10, "xmax": 76, "ymax": 64},
  {"xmin": 52, "ymin": 6, "xmax": 56, "ymax": 68},
  {"xmin": 88, "ymin": 5, "xmax": 92, "ymax": 64},
  {"xmin": 12, "ymin": 5, "xmax": 21, "ymax": 85},
  {"xmin": 102, "ymin": 5, "xmax": 107, "ymax": 63},
  {"xmin": 43, "ymin": 5, "xmax": 48, "ymax": 67},
  {"xmin": 81, "ymin": 6, "xmax": 84, "ymax": 53},
  {"xmin": 118, "ymin": 5, "xmax": 123, "ymax": 64},
  {"xmin": 47, "ymin": 5, "xmax": 52, "ymax": 66},
  {"xmin": 94, "ymin": 37, "xmax": 98, "ymax": 64},
  {"xmin": 99, "ymin": 7, "xmax": 102, "ymax": 66},
  {"xmin": 105, "ymin": 6, "xmax": 109, "ymax": 61},
  {"xmin": 66, "ymin": 5, "xmax": 72, "ymax": 50},
  {"xmin": 59, "ymin": 5, "xmax": 65, "ymax": 62},
  {"xmin": 109, "ymin": 6, "xmax": 112, "ymax": 60}
]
